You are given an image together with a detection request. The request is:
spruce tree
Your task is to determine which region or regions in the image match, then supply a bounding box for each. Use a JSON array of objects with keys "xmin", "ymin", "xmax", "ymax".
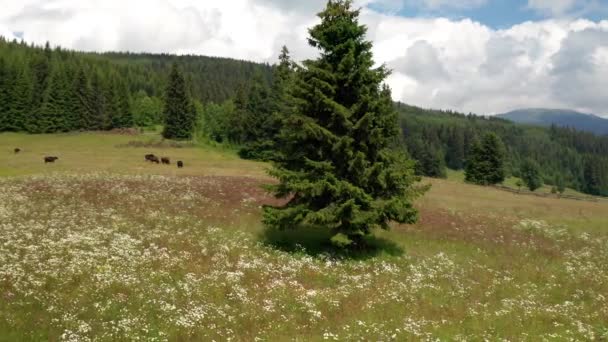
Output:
[
  {"xmin": 520, "ymin": 158, "xmax": 543, "ymax": 191},
  {"xmin": 465, "ymin": 132, "xmax": 506, "ymax": 185},
  {"xmin": 109, "ymin": 77, "xmax": 133, "ymax": 128},
  {"xmin": 0, "ymin": 58, "xmax": 15, "ymax": 131},
  {"xmin": 71, "ymin": 66, "xmax": 93, "ymax": 130},
  {"xmin": 263, "ymin": 0, "xmax": 422, "ymax": 248},
  {"xmin": 8, "ymin": 65, "xmax": 34, "ymax": 132},
  {"xmin": 162, "ymin": 63, "xmax": 195, "ymax": 140},
  {"xmin": 36, "ymin": 64, "xmax": 71, "ymax": 133},
  {"xmin": 89, "ymin": 71, "xmax": 107, "ymax": 130}
]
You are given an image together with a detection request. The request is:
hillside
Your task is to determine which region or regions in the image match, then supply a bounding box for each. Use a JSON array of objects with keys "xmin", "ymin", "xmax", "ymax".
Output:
[
  {"xmin": 497, "ymin": 108, "xmax": 608, "ymax": 136},
  {"xmin": 1, "ymin": 131, "xmax": 607, "ymax": 340},
  {"xmin": 397, "ymin": 104, "xmax": 608, "ymax": 197}
]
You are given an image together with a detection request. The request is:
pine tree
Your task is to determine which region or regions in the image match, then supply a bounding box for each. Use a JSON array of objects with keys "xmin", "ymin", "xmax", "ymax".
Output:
[
  {"xmin": 89, "ymin": 71, "xmax": 107, "ymax": 130},
  {"xmin": 238, "ymin": 72, "xmax": 275, "ymax": 160},
  {"xmin": 109, "ymin": 77, "xmax": 133, "ymax": 128},
  {"xmin": 465, "ymin": 132, "xmax": 506, "ymax": 185},
  {"xmin": 263, "ymin": 0, "xmax": 423, "ymax": 248},
  {"xmin": 0, "ymin": 58, "xmax": 15, "ymax": 131},
  {"xmin": 163, "ymin": 63, "xmax": 195, "ymax": 140},
  {"xmin": 30, "ymin": 44, "xmax": 52, "ymax": 111},
  {"xmin": 36, "ymin": 64, "xmax": 71, "ymax": 133},
  {"xmin": 8, "ymin": 65, "xmax": 34, "ymax": 132},
  {"xmin": 520, "ymin": 158, "xmax": 543, "ymax": 191},
  {"xmin": 71, "ymin": 66, "xmax": 93, "ymax": 130}
]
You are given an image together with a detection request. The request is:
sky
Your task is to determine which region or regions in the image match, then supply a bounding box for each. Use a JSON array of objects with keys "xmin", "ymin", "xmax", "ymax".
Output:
[{"xmin": 0, "ymin": 0, "xmax": 607, "ymax": 116}]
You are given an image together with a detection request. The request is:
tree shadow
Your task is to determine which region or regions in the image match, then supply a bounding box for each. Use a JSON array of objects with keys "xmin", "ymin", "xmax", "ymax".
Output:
[{"xmin": 260, "ymin": 225, "xmax": 404, "ymax": 260}]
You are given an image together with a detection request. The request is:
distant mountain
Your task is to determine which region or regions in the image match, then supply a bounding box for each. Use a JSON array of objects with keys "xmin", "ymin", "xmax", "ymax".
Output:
[{"xmin": 497, "ymin": 109, "xmax": 608, "ymax": 136}]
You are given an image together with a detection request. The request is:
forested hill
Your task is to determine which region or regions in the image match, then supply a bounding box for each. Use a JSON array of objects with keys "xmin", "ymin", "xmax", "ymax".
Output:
[
  {"xmin": 398, "ymin": 103, "xmax": 608, "ymax": 196},
  {"xmin": 498, "ymin": 108, "xmax": 608, "ymax": 136},
  {"xmin": 0, "ymin": 37, "xmax": 272, "ymax": 133}
]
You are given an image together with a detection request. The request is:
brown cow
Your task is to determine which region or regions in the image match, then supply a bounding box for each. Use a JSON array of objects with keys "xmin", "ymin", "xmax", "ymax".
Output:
[
  {"xmin": 161, "ymin": 157, "xmax": 170, "ymax": 165},
  {"xmin": 44, "ymin": 156, "xmax": 59, "ymax": 163},
  {"xmin": 177, "ymin": 161, "xmax": 184, "ymax": 168},
  {"xmin": 14, "ymin": 148, "xmax": 21, "ymax": 154}
]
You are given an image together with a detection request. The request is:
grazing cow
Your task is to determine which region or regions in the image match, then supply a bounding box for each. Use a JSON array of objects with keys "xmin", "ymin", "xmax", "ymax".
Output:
[
  {"xmin": 14, "ymin": 148, "xmax": 21, "ymax": 154},
  {"xmin": 149, "ymin": 156, "xmax": 160, "ymax": 164},
  {"xmin": 145, "ymin": 154, "xmax": 157, "ymax": 162},
  {"xmin": 177, "ymin": 161, "xmax": 184, "ymax": 168},
  {"xmin": 161, "ymin": 157, "xmax": 171, "ymax": 165},
  {"xmin": 44, "ymin": 156, "xmax": 58, "ymax": 163}
]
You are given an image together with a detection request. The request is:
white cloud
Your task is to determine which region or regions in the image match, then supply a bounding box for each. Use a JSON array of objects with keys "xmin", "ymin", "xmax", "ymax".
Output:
[{"xmin": 0, "ymin": 0, "xmax": 607, "ymax": 116}]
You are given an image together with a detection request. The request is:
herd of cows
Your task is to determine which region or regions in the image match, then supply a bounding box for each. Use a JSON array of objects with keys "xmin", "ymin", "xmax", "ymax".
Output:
[{"xmin": 13, "ymin": 148, "xmax": 184, "ymax": 168}]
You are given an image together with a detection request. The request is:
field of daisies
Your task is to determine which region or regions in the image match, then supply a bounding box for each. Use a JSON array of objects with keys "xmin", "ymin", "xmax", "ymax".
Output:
[{"xmin": 1, "ymin": 173, "xmax": 607, "ymax": 341}]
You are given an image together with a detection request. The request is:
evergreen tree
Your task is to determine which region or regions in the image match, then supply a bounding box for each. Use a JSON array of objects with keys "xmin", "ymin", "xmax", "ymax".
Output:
[
  {"xmin": 520, "ymin": 158, "xmax": 543, "ymax": 191},
  {"xmin": 89, "ymin": 71, "xmax": 107, "ymax": 130},
  {"xmin": 238, "ymin": 72, "xmax": 275, "ymax": 160},
  {"xmin": 71, "ymin": 66, "xmax": 93, "ymax": 130},
  {"xmin": 6, "ymin": 64, "xmax": 33, "ymax": 132},
  {"xmin": 0, "ymin": 58, "xmax": 15, "ymax": 131},
  {"xmin": 109, "ymin": 77, "xmax": 133, "ymax": 128},
  {"xmin": 36, "ymin": 64, "xmax": 71, "ymax": 133},
  {"xmin": 263, "ymin": 0, "xmax": 423, "ymax": 248},
  {"xmin": 583, "ymin": 157, "xmax": 602, "ymax": 196},
  {"xmin": 162, "ymin": 63, "xmax": 195, "ymax": 140},
  {"xmin": 29, "ymin": 43, "xmax": 52, "ymax": 110},
  {"xmin": 465, "ymin": 132, "xmax": 506, "ymax": 185}
]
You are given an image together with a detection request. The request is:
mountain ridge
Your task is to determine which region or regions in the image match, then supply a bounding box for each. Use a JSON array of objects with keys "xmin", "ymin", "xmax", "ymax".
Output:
[{"xmin": 497, "ymin": 108, "xmax": 608, "ymax": 136}]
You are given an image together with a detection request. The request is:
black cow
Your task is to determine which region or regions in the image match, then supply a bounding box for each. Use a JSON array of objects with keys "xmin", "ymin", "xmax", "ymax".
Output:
[
  {"xmin": 14, "ymin": 148, "xmax": 21, "ymax": 154},
  {"xmin": 149, "ymin": 156, "xmax": 160, "ymax": 164},
  {"xmin": 145, "ymin": 154, "xmax": 157, "ymax": 162},
  {"xmin": 44, "ymin": 156, "xmax": 59, "ymax": 163},
  {"xmin": 177, "ymin": 161, "xmax": 184, "ymax": 168},
  {"xmin": 161, "ymin": 157, "xmax": 171, "ymax": 165}
]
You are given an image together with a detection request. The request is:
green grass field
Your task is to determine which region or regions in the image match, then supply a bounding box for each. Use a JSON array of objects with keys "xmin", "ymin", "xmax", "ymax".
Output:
[{"xmin": 1, "ymin": 132, "xmax": 607, "ymax": 340}]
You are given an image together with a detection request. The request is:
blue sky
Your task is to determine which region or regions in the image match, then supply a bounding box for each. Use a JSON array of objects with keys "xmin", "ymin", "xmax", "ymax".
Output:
[{"xmin": 369, "ymin": 0, "xmax": 608, "ymax": 28}]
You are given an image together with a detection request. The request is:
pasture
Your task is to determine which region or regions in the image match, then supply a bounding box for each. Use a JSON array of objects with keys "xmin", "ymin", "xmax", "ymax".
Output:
[{"xmin": 1, "ymin": 132, "xmax": 607, "ymax": 340}]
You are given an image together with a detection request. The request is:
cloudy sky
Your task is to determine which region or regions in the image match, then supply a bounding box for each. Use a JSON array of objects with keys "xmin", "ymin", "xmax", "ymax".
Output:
[{"xmin": 0, "ymin": 0, "xmax": 607, "ymax": 116}]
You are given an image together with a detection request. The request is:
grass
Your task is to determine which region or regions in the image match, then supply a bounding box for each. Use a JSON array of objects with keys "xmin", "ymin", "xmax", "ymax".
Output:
[
  {"xmin": 1, "ymin": 132, "xmax": 608, "ymax": 340},
  {"xmin": 0, "ymin": 132, "xmax": 267, "ymax": 178}
]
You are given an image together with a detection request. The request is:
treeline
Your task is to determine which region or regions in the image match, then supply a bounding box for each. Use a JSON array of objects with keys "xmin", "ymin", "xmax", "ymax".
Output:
[
  {"xmin": 398, "ymin": 104, "xmax": 608, "ymax": 196},
  {"xmin": 0, "ymin": 36, "xmax": 271, "ymax": 133}
]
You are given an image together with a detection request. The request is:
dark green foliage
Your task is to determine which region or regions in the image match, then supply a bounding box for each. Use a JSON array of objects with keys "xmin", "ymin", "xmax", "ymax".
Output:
[
  {"xmin": 555, "ymin": 174, "xmax": 566, "ymax": 194},
  {"xmin": 109, "ymin": 77, "xmax": 133, "ymax": 129},
  {"xmin": 520, "ymin": 158, "xmax": 543, "ymax": 191},
  {"xmin": 465, "ymin": 133, "xmax": 506, "ymax": 185},
  {"xmin": 163, "ymin": 63, "xmax": 195, "ymax": 140},
  {"xmin": 263, "ymin": 0, "xmax": 423, "ymax": 248},
  {"xmin": 583, "ymin": 156, "xmax": 607, "ymax": 196},
  {"xmin": 7, "ymin": 65, "xmax": 34, "ymax": 132},
  {"xmin": 36, "ymin": 65, "xmax": 72, "ymax": 133},
  {"xmin": 88, "ymin": 71, "xmax": 107, "ymax": 130},
  {"xmin": 0, "ymin": 36, "xmax": 270, "ymax": 134},
  {"xmin": 398, "ymin": 104, "xmax": 608, "ymax": 197},
  {"xmin": 71, "ymin": 67, "xmax": 93, "ymax": 130},
  {"xmin": 407, "ymin": 138, "xmax": 446, "ymax": 178}
]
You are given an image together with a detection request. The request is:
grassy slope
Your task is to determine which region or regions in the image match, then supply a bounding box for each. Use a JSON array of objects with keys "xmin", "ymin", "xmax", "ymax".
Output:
[
  {"xmin": 1, "ymin": 132, "xmax": 607, "ymax": 340},
  {"xmin": 0, "ymin": 132, "xmax": 267, "ymax": 178}
]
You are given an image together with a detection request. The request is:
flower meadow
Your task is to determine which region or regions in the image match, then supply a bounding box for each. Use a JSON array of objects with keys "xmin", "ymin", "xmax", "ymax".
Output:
[{"xmin": 1, "ymin": 174, "xmax": 607, "ymax": 340}]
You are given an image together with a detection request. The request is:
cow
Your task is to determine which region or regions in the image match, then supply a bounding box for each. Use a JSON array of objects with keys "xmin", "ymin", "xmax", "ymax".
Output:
[
  {"xmin": 149, "ymin": 156, "xmax": 160, "ymax": 164},
  {"xmin": 14, "ymin": 148, "xmax": 21, "ymax": 154},
  {"xmin": 44, "ymin": 156, "xmax": 59, "ymax": 163},
  {"xmin": 161, "ymin": 157, "xmax": 171, "ymax": 165},
  {"xmin": 145, "ymin": 154, "xmax": 157, "ymax": 162},
  {"xmin": 177, "ymin": 161, "xmax": 184, "ymax": 168}
]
